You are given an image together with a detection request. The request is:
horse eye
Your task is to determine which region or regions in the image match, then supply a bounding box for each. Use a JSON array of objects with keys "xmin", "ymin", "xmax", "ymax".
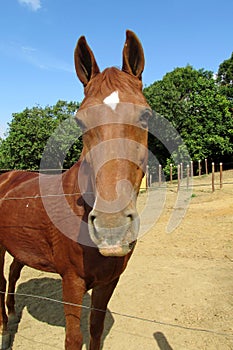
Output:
[{"xmin": 139, "ymin": 110, "xmax": 151, "ymax": 128}]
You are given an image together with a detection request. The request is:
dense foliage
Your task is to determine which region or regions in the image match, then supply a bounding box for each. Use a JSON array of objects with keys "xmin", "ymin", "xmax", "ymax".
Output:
[
  {"xmin": 216, "ymin": 52, "xmax": 233, "ymax": 100},
  {"xmin": 0, "ymin": 100, "xmax": 81, "ymax": 170},
  {"xmin": 144, "ymin": 65, "xmax": 233, "ymax": 176}
]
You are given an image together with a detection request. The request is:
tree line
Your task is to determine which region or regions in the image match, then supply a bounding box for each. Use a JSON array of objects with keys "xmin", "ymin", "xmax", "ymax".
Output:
[
  {"xmin": 0, "ymin": 53, "xmax": 233, "ymax": 176},
  {"xmin": 0, "ymin": 100, "xmax": 81, "ymax": 170}
]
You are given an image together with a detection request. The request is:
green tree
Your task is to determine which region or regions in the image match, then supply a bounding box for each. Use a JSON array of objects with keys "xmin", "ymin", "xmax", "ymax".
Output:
[
  {"xmin": 0, "ymin": 100, "xmax": 81, "ymax": 170},
  {"xmin": 217, "ymin": 52, "xmax": 233, "ymax": 101},
  {"xmin": 144, "ymin": 66, "xmax": 233, "ymax": 176},
  {"xmin": 217, "ymin": 52, "xmax": 233, "ymax": 85}
]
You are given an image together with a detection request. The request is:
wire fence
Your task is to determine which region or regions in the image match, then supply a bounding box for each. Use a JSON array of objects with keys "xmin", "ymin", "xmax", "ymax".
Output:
[
  {"xmin": 0, "ymin": 290, "xmax": 232, "ymax": 340},
  {"xmin": 0, "ymin": 163, "xmax": 232, "ymax": 203}
]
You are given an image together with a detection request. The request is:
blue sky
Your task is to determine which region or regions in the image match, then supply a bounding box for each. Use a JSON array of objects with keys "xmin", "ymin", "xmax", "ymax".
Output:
[{"xmin": 1, "ymin": 0, "xmax": 233, "ymax": 137}]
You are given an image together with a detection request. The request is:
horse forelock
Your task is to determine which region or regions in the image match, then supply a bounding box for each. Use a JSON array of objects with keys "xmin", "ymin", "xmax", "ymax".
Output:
[{"xmin": 80, "ymin": 67, "xmax": 146, "ymax": 109}]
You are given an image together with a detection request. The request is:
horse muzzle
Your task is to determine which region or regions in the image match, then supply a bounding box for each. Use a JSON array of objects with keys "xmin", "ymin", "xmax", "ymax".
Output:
[{"xmin": 88, "ymin": 208, "xmax": 139, "ymax": 257}]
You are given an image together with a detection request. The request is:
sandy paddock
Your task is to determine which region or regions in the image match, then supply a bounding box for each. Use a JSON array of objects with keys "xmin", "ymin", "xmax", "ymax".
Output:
[{"xmin": 3, "ymin": 170, "xmax": 233, "ymax": 350}]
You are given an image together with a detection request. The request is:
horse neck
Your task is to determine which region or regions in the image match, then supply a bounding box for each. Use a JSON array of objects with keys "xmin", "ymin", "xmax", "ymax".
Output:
[
  {"xmin": 62, "ymin": 161, "xmax": 81, "ymax": 194},
  {"xmin": 62, "ymin": 155, "xmax": 93, "ymax": 198}
]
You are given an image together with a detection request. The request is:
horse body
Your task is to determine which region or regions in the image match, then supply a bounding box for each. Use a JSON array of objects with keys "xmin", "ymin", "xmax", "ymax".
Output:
[
  {"xmin": 0, "ymin": 165, "xmax": 131, "ymax": 280},
  {"xmin": 0, "ymin": 30, "xmax": 150, "ymax": 349}
]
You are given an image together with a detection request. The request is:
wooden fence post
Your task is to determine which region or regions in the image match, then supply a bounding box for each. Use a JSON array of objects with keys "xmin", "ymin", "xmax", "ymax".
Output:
[
  {"xmin": 177, "ymin": 164, "xmax": 181, "ymax": 192},
  {"xmin": 190, "ymin": 160, "xmax": 193, "ymax": 178},
  {"xmin": 212, "ymin": 162, "xmax": 215, "ymax": 192},
  {"xmin": 186, "ymin": 164, "xmax": 190, "ymax": 189},
  {"xmin": 146, "ymin": 165, "xmax": 149, "ymax": 189},
  {"xmin": 180, "ymin": 163, "xmax": 183, "ymax": 180},
  {"xmin": 198, "ymin": 160, "xmax": 201, "ymax": 176},
  {"xmin": 220, "ymin": 162, "xmax": 223, "ymax": 189},
  {"xmin": 170, "ymin": 164, "xmax": 173, "ymax": 184},
  {"xmin": 205, "ymin": 158, "xmax": 208, "ymax": 175},
  {"xmin": 158, "ymin": 164, "xmax": 162, "ymax": 187}
]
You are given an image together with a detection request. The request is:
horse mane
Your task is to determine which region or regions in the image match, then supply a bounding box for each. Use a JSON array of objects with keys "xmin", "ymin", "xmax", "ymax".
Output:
[{"xmin": 81, "ymin": 67, "xmax": 146, "ymax": 108}]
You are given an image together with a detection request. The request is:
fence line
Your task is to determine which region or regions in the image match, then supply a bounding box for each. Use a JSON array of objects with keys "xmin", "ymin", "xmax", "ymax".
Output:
[
  {"xmin": 0, "ymin": 161, "xmax": 232, "ymax": 199},
  {"xmin": 0, "ymin": 290, "xmax": 232, "ymax": 340},
  {"xmin": 146, "ymin": 160, "xmax": 233, "ymax": 193}
]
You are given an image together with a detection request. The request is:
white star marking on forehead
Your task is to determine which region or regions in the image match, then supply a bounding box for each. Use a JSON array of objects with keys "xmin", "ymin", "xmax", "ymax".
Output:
[{"xmin": 103, "ymin": 91, "xmax": 120, "ymax": 111}]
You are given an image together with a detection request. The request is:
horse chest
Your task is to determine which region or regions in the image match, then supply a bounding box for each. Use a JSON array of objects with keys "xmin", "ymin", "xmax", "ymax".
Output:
[{"xmin": 82, "ymin": 251, "xmax": 130, "ymax": 289}]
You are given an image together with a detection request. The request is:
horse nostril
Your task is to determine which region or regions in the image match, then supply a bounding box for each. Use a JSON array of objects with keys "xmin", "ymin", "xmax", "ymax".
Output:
[
  {"xmin": 125, "ymin": 209, "xmax": 140, "ymax": 235},
  {"xmin": 89, "ymin": 214, "xmax": 96, "ymax": 226},
  {"xmin": 127, "ymin": 213, "xmax": 133, "ymax": 221},
  {"xmin": 125, "ymin": 210, "xmax": 137, "ymax": 223}
]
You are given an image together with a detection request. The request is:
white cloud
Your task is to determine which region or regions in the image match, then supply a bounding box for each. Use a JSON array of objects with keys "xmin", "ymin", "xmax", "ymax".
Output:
[
  {"xmin": 18, "ymin": 0, "xmax": 41, "ymax": 11},
  {"xmin": 20, "ymin": 45, "xmax": 73, "ymax": 72},
  {"xmin": 0, "ymin": 41, "xmax": 73, "ymax": 73}
]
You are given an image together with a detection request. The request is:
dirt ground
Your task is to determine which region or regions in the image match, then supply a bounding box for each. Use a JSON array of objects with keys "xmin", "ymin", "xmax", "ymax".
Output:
[{"xmin": 3, "ymin": 170, "xmax": 233, "ymax": 350}]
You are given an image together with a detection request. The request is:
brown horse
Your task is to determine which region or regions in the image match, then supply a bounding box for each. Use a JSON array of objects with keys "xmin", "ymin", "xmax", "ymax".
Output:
[{"xmin": 0, "ymin": 30, "xmax": 151, "ymax": 349}]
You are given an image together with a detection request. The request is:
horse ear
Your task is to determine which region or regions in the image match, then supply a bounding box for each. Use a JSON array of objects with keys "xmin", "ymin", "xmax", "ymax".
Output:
[
  {"xmin": 122, "ymin": 30, "xmax": 145, "ymax": 80},
  {"xmin": 74, "ymin": 36, "xmax": 100, "ymax": 87}
]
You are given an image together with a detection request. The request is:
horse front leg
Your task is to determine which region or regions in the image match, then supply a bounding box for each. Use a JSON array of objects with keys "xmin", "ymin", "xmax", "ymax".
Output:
[
  {"xmin": 62, "ymin": 273, "xmax": 86, "ymax": 350},
  {"xmin": 6, "ymin": 258, "xmax": 24, "ymax": 317},
  {"xmin": 89, "ymin": 278, "xmax": 119, "ymax": 350},
  {"xmin": 0, "ymin": 246, "xmax": 11, "ymax": 350}
]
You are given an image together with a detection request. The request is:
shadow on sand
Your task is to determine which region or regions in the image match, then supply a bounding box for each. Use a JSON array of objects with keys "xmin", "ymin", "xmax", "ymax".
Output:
[
  {"xmin": 154, "ymin": 332, "xmax": 174, "ymax": 350},
  {"xmin": 7, "ymin": 277, "xmax": 114, "ymax": 349}
]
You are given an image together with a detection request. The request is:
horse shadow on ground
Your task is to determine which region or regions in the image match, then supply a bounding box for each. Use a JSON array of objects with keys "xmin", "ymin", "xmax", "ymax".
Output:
[
  {"xmin": 7, "ymin": 277, "xmax": 114, "ymax": 350},
  {"xmin": 154, "ymin": 332, "xmax": 174, "ymax": 350}
]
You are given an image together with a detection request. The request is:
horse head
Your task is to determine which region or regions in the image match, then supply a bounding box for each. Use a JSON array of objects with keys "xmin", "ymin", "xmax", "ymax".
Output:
[{"xmin": 74, "ymin": 31, "xmax": 151, "ymax": 257}]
